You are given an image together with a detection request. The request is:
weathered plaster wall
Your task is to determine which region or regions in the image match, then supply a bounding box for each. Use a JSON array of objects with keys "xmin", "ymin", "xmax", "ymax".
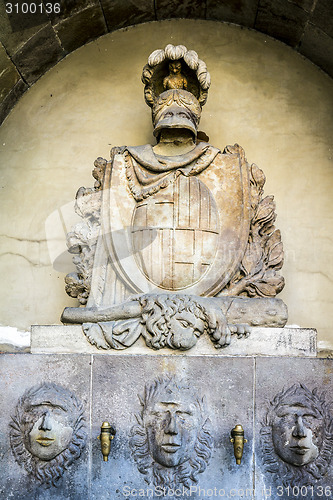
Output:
[{"xmin": 0, "ymin": 20, "xmax": 332, "ymax": 350}]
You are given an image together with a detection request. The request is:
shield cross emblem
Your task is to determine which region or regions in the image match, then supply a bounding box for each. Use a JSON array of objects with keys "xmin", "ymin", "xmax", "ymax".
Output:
[
  {"xmin": 132, "ymin": 175, "xmax": 220, "ymax": 290},
  {"xmin": 103, "ymin": 147, "xmax": 251, "ymax": 297}
]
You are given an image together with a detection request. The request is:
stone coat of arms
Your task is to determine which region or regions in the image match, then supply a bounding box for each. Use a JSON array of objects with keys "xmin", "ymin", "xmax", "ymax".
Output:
[{"xmin": 61, "ymin": 45, "xmax": 287, "ymax": 350}]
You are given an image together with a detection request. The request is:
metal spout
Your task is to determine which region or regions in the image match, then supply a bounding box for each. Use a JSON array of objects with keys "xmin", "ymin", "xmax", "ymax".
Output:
[
  {"xmin": 98, "ymin": 421, "xmax": 115, "ymax": 462},
  {"xmin": 230, "ymin": 424, "xmax": 247, "ymax": 465}
]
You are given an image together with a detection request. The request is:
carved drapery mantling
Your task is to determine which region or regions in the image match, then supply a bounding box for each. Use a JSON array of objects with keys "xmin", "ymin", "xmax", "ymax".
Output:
[{"xmin": 125, "ymin": 143, "xmax": 220, "ymax": 201}]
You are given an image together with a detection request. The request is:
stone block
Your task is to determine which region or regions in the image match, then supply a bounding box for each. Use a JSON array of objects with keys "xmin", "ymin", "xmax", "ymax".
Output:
[
  {"xmin": 206, "ymin": 0, "xmax": 259, "ymax": 27},
  {"xmin": 0, "ymin": 43, "xmax": 20, "ymax": 102},
  {"xmin": 31, "ymin": 325, "xmax": 317, "ymax": 356},
  {"xmin": 310, "ymin": 0, "xmax": 333, "ymax": 38},
  {"xmin": 255, "ymin": 0, "xmax": 308, "ymax": 47},
  {"xmin": 54, "ymin": 6, "xmax": 107, "ymax": 53},
  {"xmin": 255, "ymin": 358, "xmax": 333, "ymax": 499},
  {"xmin": 0, "ymin": 354, "xmax": 91, "ymax": 499},
  {"xmin": 47, "ymin": 0, "xmax": 100, "ymax": 24},
  {"xmin": 299, "ymin": 24, "xmax": 333, "ymax": 78},
  {"xmin": 287, "ymin": 0, "xmax": 316, "ymax": 12},
  {"xmin": 0, "ymin": 79, "xmax": 27, "ymax": 126},
  {"xmin": 0, "ymin": 0, "xmax": 48, "ymax": 55},
  {"xmin": 0, "ymin": 0, "xmax": 48, "ymax": 35},
  {"xmin": 100, "ymin": 0, "xmax": 155, "ymax": 31},
  {"xmin": 156, "ymin": 0, "xmax": 206, "ymax": 20},
  {"xmin": 91, "ymin": 355, "xmax": 254, "ymax": 498},
  {"xmin": 11, "ymin": 24, "xmax": 65, "ymax": 85}
]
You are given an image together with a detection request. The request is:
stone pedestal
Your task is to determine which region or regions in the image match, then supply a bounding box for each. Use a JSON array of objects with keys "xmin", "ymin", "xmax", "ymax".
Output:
[{"xmin": 31, "ymin": 325, "xmax": 317, "ymax": 357}]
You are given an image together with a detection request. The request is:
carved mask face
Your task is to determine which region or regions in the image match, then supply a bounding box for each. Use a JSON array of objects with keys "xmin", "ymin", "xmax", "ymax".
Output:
[
  {"xmin": 168, "ymin": 311, "xmax": 205, "ymax": 349},
  {"xmin": 272, "ymin": 403, "xmax": 323, "ymax": 466},
  {"xmin": 25, "ymin": 401, "xmax": 73, "ymax": 461},
  {"xmin": 144, "ymin": 389, "xmax": 201, "ymax": 467}
]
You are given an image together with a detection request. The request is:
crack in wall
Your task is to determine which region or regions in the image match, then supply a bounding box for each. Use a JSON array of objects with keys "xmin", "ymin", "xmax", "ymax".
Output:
[
  {"xmin": 0, "ymin": 234, "xmax": 47, "ymax": 243},
  {"xmin": 0, "ymin": 252, "xmax": 50, "ymax": 267}
]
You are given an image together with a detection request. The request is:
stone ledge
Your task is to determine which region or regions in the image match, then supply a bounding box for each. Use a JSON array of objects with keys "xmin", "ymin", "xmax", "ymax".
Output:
[
  {"xmin": 0, "ymin": 326, "xmax": 30, "ymax": 353},
  {"xmin": 31, "ymin": 325, "xmax": 317, "ymax": 356}
]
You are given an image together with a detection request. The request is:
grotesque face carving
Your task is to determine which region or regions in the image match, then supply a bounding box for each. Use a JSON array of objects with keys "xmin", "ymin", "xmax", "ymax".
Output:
[
  {"xmin": 130, "ymin": 375, "xmax": 213, "ymax": 488},
  {"xmin": 261, "ymin": 384, "xmax": 333, "ymax": 487},
  {"xmin": 144, "ymin": 385, "xmax": 201, "ymax": 467},
  {"xmin": 168, "ymin": 311, "xmax": 205, "ymax": 350},
  {"xmin": 272, "ymin": 403, "xmax": 323, "ymax": 466},
  {"xmin": 140, "ymin": 294, "xmax": 209, "ymax": 350},
  {"xmin": 10, "ymin": 383, "xmax": 86, "ymax": 487}
]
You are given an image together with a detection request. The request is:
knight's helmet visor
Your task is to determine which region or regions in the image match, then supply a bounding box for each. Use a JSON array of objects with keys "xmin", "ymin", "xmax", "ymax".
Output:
[{"xmin": 152, "ymin": 90, "xmax": 201, "ymax": 139}]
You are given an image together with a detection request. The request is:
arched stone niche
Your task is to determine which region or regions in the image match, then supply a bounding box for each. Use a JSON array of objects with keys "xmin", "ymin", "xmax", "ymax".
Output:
[{"xmin": 0, "ymin": 20, "xmax": 332, "ymax": 351}]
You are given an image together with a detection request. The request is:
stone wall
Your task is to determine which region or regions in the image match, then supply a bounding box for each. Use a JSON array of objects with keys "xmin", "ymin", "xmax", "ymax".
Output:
[
  {"xmin": 1, "ymin": 354, "xmax": 332, "ymax": 499},
  {"xmin": 0, "ymin": 20, "xmax": 332, "ymax": 351},
  {"xmin": 1, "ymin": 0, "xmax": 333, "ymax": 125}
]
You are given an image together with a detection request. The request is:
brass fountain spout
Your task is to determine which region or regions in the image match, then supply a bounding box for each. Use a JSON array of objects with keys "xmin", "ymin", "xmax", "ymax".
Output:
[
  {"xmin": 98, "ymin": 421, "xmax": 116, "ymax": 462},
  {"xmin": 230, "ymin": 424, "xmax": 247, "ymax": 465}
]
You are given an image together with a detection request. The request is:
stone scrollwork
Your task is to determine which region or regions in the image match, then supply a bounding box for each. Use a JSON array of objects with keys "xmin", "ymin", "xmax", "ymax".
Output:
[
  {"xmin": 129, "ymin": 374, "xmax": 213, "ymax": 489},
  {"xmin": 260, "ymin": 384, "xmax": 333, "ymax": 487},
  {"xmin": 9, "ymin": 382, "xmax": 87, "ymax": 487},
  {"xmin": 64, "ymin": 157, "xmax": 107, "ymax": 305},
  {"xmin": 223, "ymin": 145, "xmax": 284, "ymax": 299}
]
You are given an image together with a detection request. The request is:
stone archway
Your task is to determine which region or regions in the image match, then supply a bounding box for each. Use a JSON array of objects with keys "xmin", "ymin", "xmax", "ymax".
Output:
[{"xmin": 0, "ymin": 0, "xmax": 332, "ymax": 125}]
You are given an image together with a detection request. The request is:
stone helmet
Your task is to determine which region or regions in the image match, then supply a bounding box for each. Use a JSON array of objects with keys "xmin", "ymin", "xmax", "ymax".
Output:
[{"xmin": 152, "ymin": 89, "xmax": 202, "ymax": 139}]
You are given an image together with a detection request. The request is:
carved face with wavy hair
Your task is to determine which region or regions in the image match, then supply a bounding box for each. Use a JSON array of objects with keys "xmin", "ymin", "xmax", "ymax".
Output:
[
  {"xmin": 9, "ymin": 382, "xmax": 86, "ymax": 487},
  {"xmin": 129, "ymin": 374, "xmax": 213, "ymax": 489},
  {"xmin": 260, "ymin": 384, "xmax": 333, "ymax": 487},
  {"xmin": 139, "ymin": 294, "xmax": 209, "ymax": 350}
]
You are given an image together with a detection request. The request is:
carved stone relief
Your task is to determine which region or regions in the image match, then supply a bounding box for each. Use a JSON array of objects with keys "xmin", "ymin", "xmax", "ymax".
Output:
[
  {"xmin": 81, "ymin": 293, "xmax": 251, "ymax": 350},
  {"xmin": 129, "ymin": 374, "xmax": 213, "ymax": 489},
  {"xmin": 260, "ymin": 384, "xmax": 333, "ymax": 487},
  {"xmin": 9, "ymin": 382, "xmax": 87, "ymax": 487},
  {"xmin": 61, "ymin": 44, "xmax": 288, "ymax": 351}
]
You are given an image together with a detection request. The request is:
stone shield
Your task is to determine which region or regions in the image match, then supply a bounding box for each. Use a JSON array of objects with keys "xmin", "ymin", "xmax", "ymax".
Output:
[
  {"xmin": 102, "ymin": 149, "xmax": 251, "ymax": 297},
  {"xmin": 131, "ymin": 175, "xmax": 219, "ymax": 290}
]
